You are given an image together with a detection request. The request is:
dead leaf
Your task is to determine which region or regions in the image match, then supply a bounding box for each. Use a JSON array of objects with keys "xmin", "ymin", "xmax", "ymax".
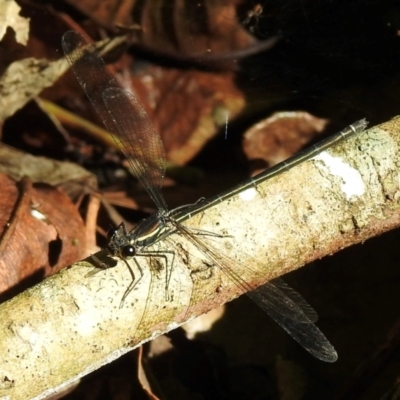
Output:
[
  {"xmin": 0, "ymin": 174, "xmax": 86, "ymax": 295},
  {"xmin": 0, "ymin": 0, "xmax": 30, "ymax": 45},
  {"xmin": 0, "ymin": 142, "xmax": 99, "ymax": 253},
  {"xmin": 243, "ymin": 111, "xmax": 329, "ymax": 168},
  {"xmin": 61, "ymin": 1, "xmax": 271, "ymax": 70},
  {"xmin": 123, "ymin": 66, "xmax": 245, "ymax": 165},
  {"xmin": 0, "ymin": 57, "xmax": 69, "ymax": 122},
  {"xmin": 137, "ymin": 346, "xmax": 161, "ymax": 400},
  {"xmin": 140, "ymin": 0, "xmax": 256, "ymax": 59},
  {"xmin": 58, "ymin": 35, "xmax": 245, "ymax": 167},
  {"xmin": 0, "ymin": 143, "xmax": 97, "ymax": 193},
  {"xmin": 64, "ymin": 0, "xmax": 135, "ymax": 29}
]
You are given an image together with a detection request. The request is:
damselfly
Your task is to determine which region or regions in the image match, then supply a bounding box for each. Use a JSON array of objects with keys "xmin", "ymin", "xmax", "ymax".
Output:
[{"xmin": 62, "ymin": 30, "xmax": 367, "ymax": 362}]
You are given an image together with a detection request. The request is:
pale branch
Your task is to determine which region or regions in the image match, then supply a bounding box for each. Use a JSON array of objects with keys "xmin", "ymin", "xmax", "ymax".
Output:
[{"xmin": 1, "ymin": 117, "xmax": 400, "ymax": 399}]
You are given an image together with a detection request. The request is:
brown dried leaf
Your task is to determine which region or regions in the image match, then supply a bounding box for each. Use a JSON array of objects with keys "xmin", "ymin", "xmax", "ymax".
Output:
[
  {"xmin": 243, "ymin": 111, "xmax": 329, "ymax": 168},
  {"xmin": 63, "ymin": 0, "xmax": 264, "ymax": 69},
  {"xmin": 137, "ymin": 346, "xmax": 161, "ymax": 400},
  {"xmin": 140, "ymin": 0, "xmax": 256, "ymax": 59},
  {"xmin": 63, "ymin": 0, "xmax": 135, "ymax": 29},
  {"xmin": 103, "ymin": 190, "xmax": 140, "ymax": 210},
  {"xmin": 0, "ymin": 174, "xmax": 86, "ymax": 295},
  {"xmin": 127, "ymin": 66, "xmax": 245, "ymax": 165},
  {"xmin": 0, "ymin": 142, "xmax": 98, "ymax": 253},
  {"xmin": 61, "ymin": 42, "xmax": 245, "ymax": 166}
]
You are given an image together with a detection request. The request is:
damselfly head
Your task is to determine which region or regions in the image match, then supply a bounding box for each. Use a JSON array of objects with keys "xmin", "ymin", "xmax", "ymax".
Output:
[{"xmin": 121, "ymin": 245, "xmax": 136, "ymax": 259}]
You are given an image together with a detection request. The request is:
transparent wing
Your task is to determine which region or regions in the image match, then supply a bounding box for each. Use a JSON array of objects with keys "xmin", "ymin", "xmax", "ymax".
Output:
[
  {"xmin": 62, "ymin": 30, "xmax": 167, "ymax": 211},
  {"xmin": 62, "ymin": 30, "xmax": 336, "ymax": 362},
  {"xmin": 101, "ymin": 86, "xmax": 168, "ymax": 212},
  {"xmin": 248, "ymin": 286, "xmax": 337, "ymax": 362},
  {"xmin": 267, "ymin": 277, "xmax": 318, "ymax": 322},
  {"xmin": 174, "ymin": 221, "xmax": 337, "ymax": 362},
  {"xmin": 247, "ymin": 279, "xmax": 318, "ymax": 324}
]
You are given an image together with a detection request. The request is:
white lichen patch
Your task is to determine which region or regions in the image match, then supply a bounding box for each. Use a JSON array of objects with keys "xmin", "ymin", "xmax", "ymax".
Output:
[
  {"xmin": 74, "ymin": 311, "xmax": 98, "ymax": 336},
  {"xmin": 313, "ymin": 152, "xmax": 365, "ymax": 200},
  {"xmin": 239, "ymin": 187, "xmax": 258, "ymax": 202}
]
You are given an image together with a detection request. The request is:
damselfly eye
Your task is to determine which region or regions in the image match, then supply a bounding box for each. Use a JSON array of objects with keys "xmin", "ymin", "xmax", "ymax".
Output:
[{"xmin": 121, "ymin": 245, "xmax": 135, "ymax": 259}]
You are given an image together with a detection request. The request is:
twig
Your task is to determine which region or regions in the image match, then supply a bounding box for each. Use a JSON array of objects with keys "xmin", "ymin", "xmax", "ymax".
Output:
[{"xmin": 1, "ymin": 118, "xmax": 400, "ymax": 399}]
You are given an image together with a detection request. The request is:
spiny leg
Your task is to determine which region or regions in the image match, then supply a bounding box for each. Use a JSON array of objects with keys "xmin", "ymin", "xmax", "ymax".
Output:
[
  {"xmin": 119, "ymin": 249, "xmax": 176, "ymax": 305},
  {"xmin": 120, "ymin": 257, "xmax": 143, "ymax": 307}
]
